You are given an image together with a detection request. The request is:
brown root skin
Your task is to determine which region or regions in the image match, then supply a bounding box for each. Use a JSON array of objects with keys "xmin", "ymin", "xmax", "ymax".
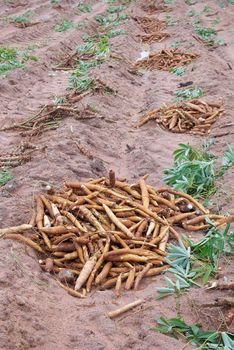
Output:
[
  {"xmin": 156, "ymin": 187, "xmax": 209, "ymax": 214},
  {"xmin": 134, "ymin": 263, "xmax": 153, "ymax": 290},
  {"xmin": 75, "ymin": 255, "xmax": 97, "ymax": 291},
  {"xmin": 107, "ymin": 299, "xmax": 144, "ymax": 319},
  {"xmin": 103, "ymin": 204, "xmax": 134, "ymax": 238},
  {"xmin": 58, "ymin": 281, "xmax": 86, "ymax": 298},
  {"xmin": 115, "ymin": 273, "xmax": 122, "ymax": 297},
  {"xmin": 136, "ymin": 100, "xmax": 222, "ymax": 135},
  {"xmin": 95, "ymin": 262, "xmax": 112, "ymax": 285},
  {"xmin": 0, "ymin": 224, "xmax": 32, "ymax": 238},
  {"xmin": 3, "ymin": 177, "xmax": 219, "ymax": 297},
  {"xmin": 125, "ymin": 267, "xmax": 136, "ymax": 291},
  {"xmin": 41, "ymin": 226, "xmax": 80, "ymax": 235},
  {"xmin": 139, "ymin": 178, "xmax": 150, "ymax": 209},
  {"xmin": 4, "ymin": 233, "xmax": 44, "ymax": 253},
  {"xmin": 35, "ymin": 196, "xmax": 44, "ymax": 230},
  {"xmin": 108, "ymin": 170, "xmax": 116, "ymax": 188},
  {"xmin": 135, "ymin": 219, "xmax": 148, "ymax": 237}
]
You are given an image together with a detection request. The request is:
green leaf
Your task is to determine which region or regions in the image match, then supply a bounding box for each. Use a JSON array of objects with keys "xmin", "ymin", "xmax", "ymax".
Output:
[
  {"xmin": 222, "ymin": 333, "xmax": 234, "ymax": 348},
  {"xmin": 222, "ymin": 145, "xmax": 234, "ymax": 167},
  {"xmin": 0, "ymin": 169, "xmax": 12, "ymax": 186},
  {"xmin": 164, "ymin": 143, "xmax": 233, "ymax": 198}
]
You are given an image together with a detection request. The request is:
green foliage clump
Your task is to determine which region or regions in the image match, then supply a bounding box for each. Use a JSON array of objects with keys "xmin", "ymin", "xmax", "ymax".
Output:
[
  {"xmin": 0, "ymin": 169, "xmax": 12, "ymax": 186},
  {"xmin": 77, "ymin": 4, "xmax": 92, "ymax": 13},
  {"xmin": 154, "ymin": 317, "xmax": 234, "ymax": 350},
  {"xmin": 195, "ymin": 26, "xmax": 217, "ymax": 41},
  {"xmin": 0, "ymin": 46, "xmax": 37, "ymax": 75},
  {"xmin": 54, "ymin": 19, "xmax": 73, "ymax": 32},
  {"xmin": 95, "ymin": 13, "xmax": 128, "ymax": 27},
  {"xmin": 68, "ymin": 74, "xmax": 93, "ymax": 91},
  {"xmin": 164, "ymin": 143, "xmax": 234, "ymax": 198},
  {"xmin": 9, "ymin": 10, "xmax": 33, "ymax": 24},
  {"xmin": 50, "ymin": 0, "xmax": 60, "ymax": 5},
  {"xmin": 173, "ymin": 86, "xmax": 203, "ymax": 101},
  {"xmin": 76, "ymin": 39, "xmax": 110, "ymax": 59},
  {"xmin": 163, "ymin": 223, "xmax": 234, "ymax": 287},
  {"xmin": 107, "ymin": 5, "xmax": 125, "ymax": 13},
  {"xmin": 169, "ymin": 66, "xmax": 186, "ymax": 76}
]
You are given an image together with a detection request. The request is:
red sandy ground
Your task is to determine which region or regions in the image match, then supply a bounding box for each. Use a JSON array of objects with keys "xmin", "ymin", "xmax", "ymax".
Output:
[{"xmin": 0, "ymin": 0, "xmax": 233, "ymax": 349}]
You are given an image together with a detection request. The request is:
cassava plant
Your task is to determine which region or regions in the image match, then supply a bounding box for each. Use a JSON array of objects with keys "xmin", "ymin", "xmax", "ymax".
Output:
[{"xmin": 164, "ymin": 143, "xmax": 234, "ymax": 198}]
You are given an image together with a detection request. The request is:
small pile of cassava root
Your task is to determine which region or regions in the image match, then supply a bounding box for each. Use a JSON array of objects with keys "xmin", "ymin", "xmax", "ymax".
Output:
[
  {"xmin": 136, "ymin": 99, "xmax": 224, "ymax": 135},
  {"xmin": 135, "ymin": 48, "xmax": 198, "ymax": 70},
  {"xmin": 134, "ymin": 17, "xmax": 167, "ymax": 34},
  {"xmin": 134, "ymin": 16, "xmax": 170, "ymax": 44},
  {"xmin": 2, "ymin": 173, "xmax": 231, "ymax": 299}
]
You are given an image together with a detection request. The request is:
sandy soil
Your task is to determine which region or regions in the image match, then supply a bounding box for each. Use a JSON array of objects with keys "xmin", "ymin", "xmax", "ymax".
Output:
[{"xmin": 0, "ymin": 0, "xmax": 234, "ymax": 349}]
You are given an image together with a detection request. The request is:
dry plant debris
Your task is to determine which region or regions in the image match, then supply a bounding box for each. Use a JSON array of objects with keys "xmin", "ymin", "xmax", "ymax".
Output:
[
  {"xmin": 0, "ymin": 142, "xmax": 37, "ymax": 168},
  {"xmin": 0, "ymin": 105, "xmax": 99, "ymax": 135},
  {"xmin": 10, "ymin": 21, "xmax": 40, "ymax": 29},
  {"xmin": 135, "ymin": 49, "xmax": 198, "ymax": 71},
  {"xmin": 2, "ymin": 173, "xmax": 230, "ymax": 298},
  {"xmin": 64, "ymin": 78, "xmax": 115, "ymax": 103},
  {"xmin": 136, "ymin": 99, "xmax": 224, "ymax": 135},
  {"xmin": 141, "ymin": 1, "xmax": 171, "ymax": 14},
  {"xmin": 134, "ymin": 16, "xmax": 166, "ymax": 34},
  {"xmin": 56, "ymin": 52, "xmax": 94, "ymax": 70},
  {"xmin": 193, "ymin": 35, "xmax": 222, "ymax": 49}
]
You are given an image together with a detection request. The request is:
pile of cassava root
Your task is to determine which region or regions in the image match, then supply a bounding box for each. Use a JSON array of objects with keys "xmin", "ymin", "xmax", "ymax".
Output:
[
  {"xmin": 136, "ymin": 99, "xmax": 224, "ymax": 135},
  {"xmin": 135, "ymin": 48, "xmax": 198, "ymax": 71},
  {"xmin": 1, "ymin": 173, "xmax": 231, "ymax": 298}
]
